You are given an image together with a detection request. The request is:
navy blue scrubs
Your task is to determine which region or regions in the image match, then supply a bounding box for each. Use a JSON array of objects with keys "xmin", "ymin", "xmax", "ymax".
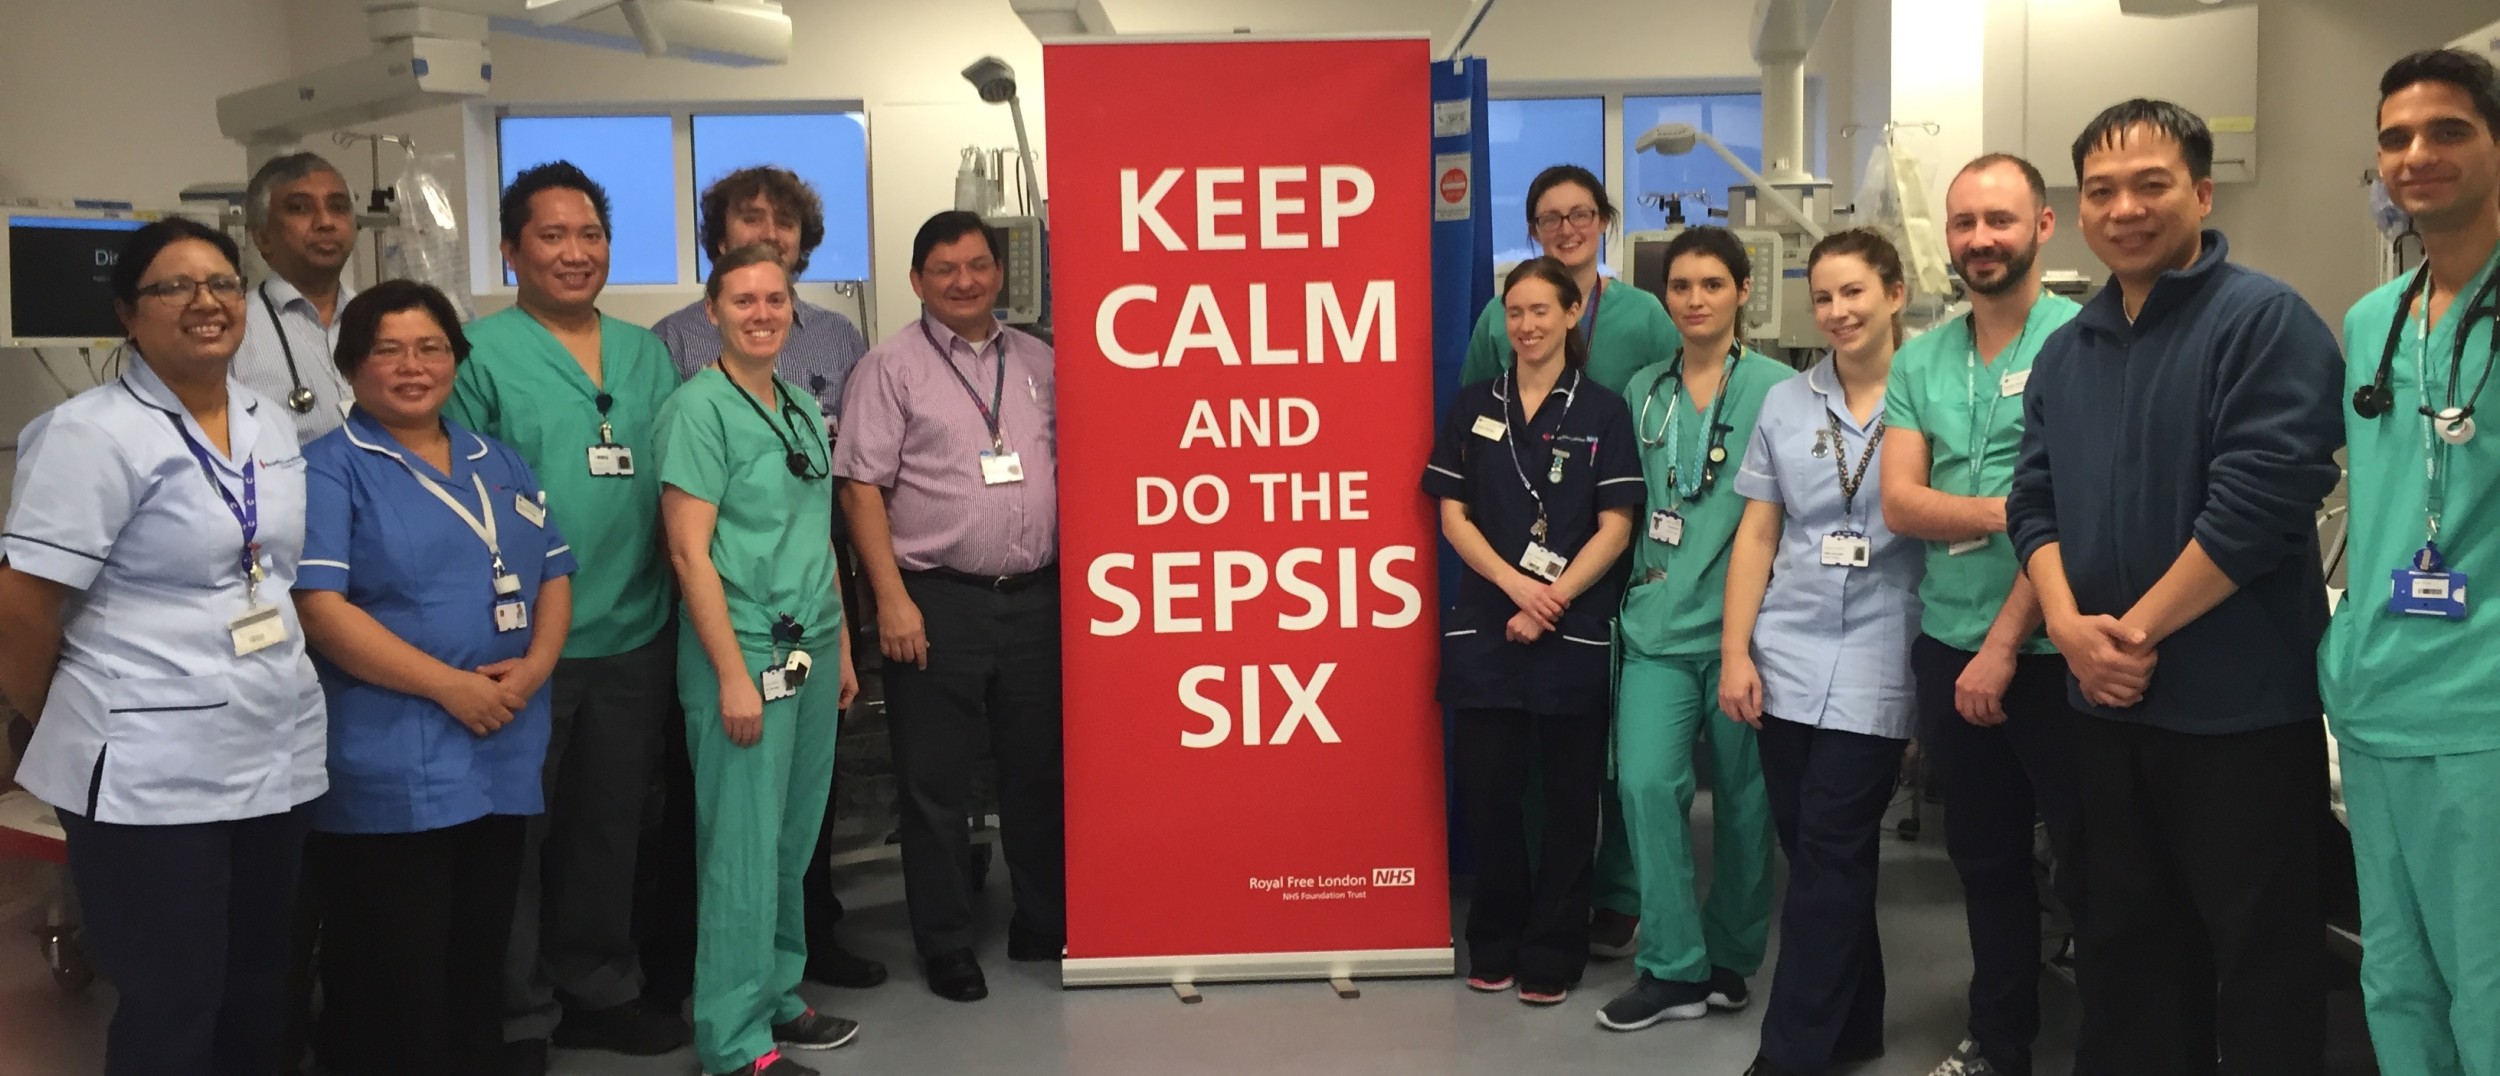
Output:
[{"xmin": 1422, "ymin": 369, "xmax": 1641, "ymax": 991}]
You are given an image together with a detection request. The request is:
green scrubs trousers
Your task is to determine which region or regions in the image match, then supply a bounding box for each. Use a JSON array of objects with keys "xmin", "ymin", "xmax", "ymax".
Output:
[
  {"xmin": 2342, "ymin": 746, "xmax": 2500, "ymax": 1076},
  {"xmin": 1615, "ymin": 653, "xmax": 1774, "ymax": 982},
  {"xmin": 680, "ymin": 636, "xmax": 841, "ymax": 1075}
]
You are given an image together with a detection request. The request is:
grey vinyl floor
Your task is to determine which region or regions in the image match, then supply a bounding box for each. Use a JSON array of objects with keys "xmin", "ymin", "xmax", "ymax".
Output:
[{"xmin": 0, "ymin": 792, "xmax": 2370, "ymax": 1076}]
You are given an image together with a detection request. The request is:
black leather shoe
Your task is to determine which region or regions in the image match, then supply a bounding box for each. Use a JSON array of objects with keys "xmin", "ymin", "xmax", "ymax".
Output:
[
  {"xmin": 1007, "ymin": 924, "xmax": 1066, "ymax": 963},
  {"xmin": 551, "ymin": 1001, "xmax": 690, "ymax": 1055},
  {"xmin": 502, "ymin": 1038, "xmax": 550, "ymax": 1076},
  {"xmin": 805, "ymin": 942, "xmax": 889, "ymax": 988},
  {"xmin": 924, "ymin": 948, "xmax": 988, "ymax": 1002}
]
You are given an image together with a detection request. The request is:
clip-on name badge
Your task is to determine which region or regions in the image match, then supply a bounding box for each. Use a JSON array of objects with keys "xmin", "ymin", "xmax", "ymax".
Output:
[
  {"xmin": 762, "ymin": 649, "xmax": 812, "ymax": 701},
  {"xmin": 1521, "ymin": 543, "xmax": 1569, "ymax": 582},
  {"xmin": 1821, "ymin": 531, "xmax": 1873, "ymax": 568},
  {"xmin": 231, "ymin": 557, "xmax": 287, "ymax": 655},
  {"xmin": 979, "ymin": 449, "xmax": 1024, "ymax": 485},
  {"xmin": 2390, "ymin": 541, "xmax": 2469, "ymax": 620},
  {"xmin": 1649, "ymin": 510, "xmax": 1686, "ymax": 547}
]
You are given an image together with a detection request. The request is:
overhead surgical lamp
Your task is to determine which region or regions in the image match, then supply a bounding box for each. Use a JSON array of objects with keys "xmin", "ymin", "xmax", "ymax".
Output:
[
  {"xmin": 963, "ymin": 56, "xmax": 1046, "ymax": 222},
  {"xmin": 1633, "ymin": 122, "xmax": 1828, "ymax": 242}
]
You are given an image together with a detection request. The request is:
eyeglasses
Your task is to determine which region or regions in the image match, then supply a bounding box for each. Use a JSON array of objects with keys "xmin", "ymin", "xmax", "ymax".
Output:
[
  {"xmin": 136, "ymin": 275, "xmax": 247, "ymax": 304},
  {"xmin": 1532, "ymin": 207, "xmax": 1601, "ymax": 234},
  {"xmin": 370, "ymin": 340, "xmax": 458, "ymax": 364}
]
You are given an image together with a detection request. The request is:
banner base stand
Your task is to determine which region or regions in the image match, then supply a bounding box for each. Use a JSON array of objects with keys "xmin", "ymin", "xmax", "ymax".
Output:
[{"xmin": 1062, "ymin": 947, "xmax": 1454, "ymax": 989}]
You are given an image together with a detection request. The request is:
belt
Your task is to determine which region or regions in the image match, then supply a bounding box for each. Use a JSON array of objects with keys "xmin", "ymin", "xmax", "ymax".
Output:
[{"xmin": 909, "ymin": 563, "xmax": 1057, "ymax": 593}]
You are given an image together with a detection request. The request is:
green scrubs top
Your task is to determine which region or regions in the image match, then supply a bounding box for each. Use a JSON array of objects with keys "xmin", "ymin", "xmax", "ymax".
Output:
[
  {"xmin": 1461, "ymin": 277, "xmax": 1682, "ymax": 395},
  {"xmin": 1885, "ymin": 295, "xmax": 2081, "ymax": 656},
  {"xmin": 1619, "ymin": 349, "xmax": 1794, "ymax": 659},
  {"xmin": 2322, "ymin": 247, "xmax": 2500, "ymax": 759},
  {"xmin": 448, "ymin": 307, "xmax": 679, "ymax": 659},
  {"xmin": 653, "ymin": 366, "xmax": 841, "ymax": 649}
]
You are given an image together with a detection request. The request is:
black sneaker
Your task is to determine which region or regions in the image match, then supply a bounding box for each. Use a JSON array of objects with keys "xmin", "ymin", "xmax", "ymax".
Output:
[
  {"xmin": 711, "ymin": 1050, "xmax": 820, "ymax": 1076},
  {"xmin": 1706, "ymin": 965, "xmax": 1751, "ymax": 1011},
  {"xmin": 551, "ymin": 1001, "xmax": 691, "ymax": 1056},
  {"xmin": 772, "ymin": 1008, "xmax": 861, "ymax": 1051},
  {"xmin": 1589, "ymin": 908, "xmax": 1640, "ymax": 959},
  {"xmin": 1596, "ymin": 973, "xmax": 1710, "ymax": 1030}
]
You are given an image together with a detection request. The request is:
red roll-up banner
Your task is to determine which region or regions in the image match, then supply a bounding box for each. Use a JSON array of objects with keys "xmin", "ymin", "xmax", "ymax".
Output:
[{"xmin": 1046, "ymin": 35, "xmax": 1452, "ymax": 986}]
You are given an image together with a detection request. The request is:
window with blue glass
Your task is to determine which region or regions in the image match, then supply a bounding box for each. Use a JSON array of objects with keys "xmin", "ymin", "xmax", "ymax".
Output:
[
  {"xmin": 1619, "ymin": 94, "xmax": 1767, "ymax": 235},
  {"xmin": 496, "ymin": 114, "xmax": 676, "ymax": 286},
  {"xmin": 690, "ymin": 111, "xmax": 873, "ymax": 283},
  {"xmin": 1486, "ymin": 97, "xmax": 1604, "ymax": 267}
]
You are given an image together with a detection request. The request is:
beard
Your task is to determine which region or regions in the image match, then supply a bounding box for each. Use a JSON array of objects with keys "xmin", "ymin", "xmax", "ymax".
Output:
[{"xmin": 1958, "ymin": 241, "xmax": 2040, "ymax": 298}]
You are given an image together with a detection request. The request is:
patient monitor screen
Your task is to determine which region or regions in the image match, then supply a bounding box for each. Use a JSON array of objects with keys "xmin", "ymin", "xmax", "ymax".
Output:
[{"xmin": 8, "ymin": 214, "xmax": 146, "ymax": 343}]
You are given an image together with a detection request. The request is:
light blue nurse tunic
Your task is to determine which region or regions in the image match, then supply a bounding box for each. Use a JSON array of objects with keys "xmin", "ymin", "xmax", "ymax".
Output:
[
  {"xmin": 3, "ymin": 356, "xmax": 328, "ymax": 824},
  {"xmin": 1732, "ymin": 355, "xmax": 1924, "ymax": 739}
]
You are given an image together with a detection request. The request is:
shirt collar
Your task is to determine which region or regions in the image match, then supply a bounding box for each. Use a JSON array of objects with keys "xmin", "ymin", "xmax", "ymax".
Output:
[
  {"xmin": 122, "ymin": 350, "xmax": 268, "ymax": 464},
  {"xmin": 342, "ymin": 405, "xmax": 492, "ymax": 466},
  {"xmin": 1804, "ymin": 353, "xmax": 1842, "ymax": 400},
  {"xmin": 257, "ymin": 274, "xmax": 354, "ymax": 320},
  {"xmin": 920, "ymin": 311, "xmax": 1007, "ymax": 357}
]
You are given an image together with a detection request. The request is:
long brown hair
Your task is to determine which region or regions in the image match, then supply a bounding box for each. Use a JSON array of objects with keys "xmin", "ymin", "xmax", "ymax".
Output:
[
  {"xmin": 1502, "ymin": 256, "xmax": 1590, "ymax": 371},
  {"xmin": 1806, "ymin": 228, "xmax": 1909, "ymax": 347}
]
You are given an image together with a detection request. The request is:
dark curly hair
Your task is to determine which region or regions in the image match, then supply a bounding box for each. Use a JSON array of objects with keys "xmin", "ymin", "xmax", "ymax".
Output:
[{"xmin": 699, "ymin": 166, "xmax": 826, "ymax": 277}]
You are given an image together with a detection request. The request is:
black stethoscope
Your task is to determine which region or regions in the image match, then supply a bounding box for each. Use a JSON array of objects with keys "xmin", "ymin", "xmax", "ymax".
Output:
[
  {"xmin": 259, "ymin": 283, "xmax": 320, "ymax": 414},
  {"xmin": 1633, "ymin": 344, "xmax": 1741, "ymax": 501},
  {"xmin": 717, "ymin": 360, "xmax": 829, "ymax": 480},
  {"xmin": 2354, "ymin": 262, "xmax": 2500, "ymax": 445}
]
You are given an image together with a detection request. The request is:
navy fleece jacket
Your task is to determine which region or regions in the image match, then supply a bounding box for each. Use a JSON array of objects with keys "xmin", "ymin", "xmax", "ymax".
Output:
[{"xmin": 2007, "ymin": 230, "xmax": 2344, "ymax": 734}]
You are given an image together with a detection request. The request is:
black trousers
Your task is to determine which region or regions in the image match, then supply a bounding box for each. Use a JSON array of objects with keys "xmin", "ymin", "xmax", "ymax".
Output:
[
  {"xmin": 1452, "ymin": 705, "xmax": 1606, "ymax": 989},
  {"xmin": 1755, "ymin": 716, "xmax": 1907, "ymax": 1075},
  {"xmin": 505, "ymin": 630, "xmax": 673, "ymax": 1039},
  {"xmin": 1912, "ymin": 636, "xmax": 2088, "ymax": 1076},
  {"xmin": 883, "ymin": 572, "xmax": 1066, "ymax": 957},
  {"xmin": 2073, "ymin": 715, "xmax": 2326, "ymax": 1076},
  {"xmin": 58, "ymin": 803, "xmax": 311, "ymax": 1076},
  {"xmin": 311, "ymin": 815, "xmax": 526, "ymax": 1076}
]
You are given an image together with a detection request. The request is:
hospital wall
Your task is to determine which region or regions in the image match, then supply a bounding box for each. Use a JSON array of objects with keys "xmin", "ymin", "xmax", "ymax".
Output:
[
  {"xmin": 2, "ymin": 0, "xmax": 2481, "ymax": 513},
  {"xmin": 0, "ymin": 0, "xmax": 1852, "ymax": 512}
]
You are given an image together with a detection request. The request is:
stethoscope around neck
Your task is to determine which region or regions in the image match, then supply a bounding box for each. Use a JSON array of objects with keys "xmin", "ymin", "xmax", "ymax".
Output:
[
  {"xmin": 2353, "ymin": 260, "xmax": 2500, "ymax": 445},
  {"xmin": 260, "ymin": 282, "xmax": 321, "ymax": 415}
]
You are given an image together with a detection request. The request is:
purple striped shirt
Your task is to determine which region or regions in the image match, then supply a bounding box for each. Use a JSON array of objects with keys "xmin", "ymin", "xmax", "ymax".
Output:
[{"xmin": 835, "ymin": 315, "xmax": 1057, "ymax": 575}]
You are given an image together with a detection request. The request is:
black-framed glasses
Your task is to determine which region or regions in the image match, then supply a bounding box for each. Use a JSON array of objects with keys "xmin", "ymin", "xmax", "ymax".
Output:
[
  {"xmin": 1532, "ymin": 207, "xmax": 1601, "ymax": 234},
  {"xmin": 136, "ymin": 275, "xmax": 247, "ymax": 305}
]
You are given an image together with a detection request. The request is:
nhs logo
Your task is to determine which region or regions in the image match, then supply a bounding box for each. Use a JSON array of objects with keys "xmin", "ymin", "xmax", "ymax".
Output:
[{"xmin": 1371, "ymin": 867, "xmax": 1416, "ymax": 887}]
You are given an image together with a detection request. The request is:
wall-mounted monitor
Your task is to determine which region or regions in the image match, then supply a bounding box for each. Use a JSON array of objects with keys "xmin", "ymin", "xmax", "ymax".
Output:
[{"xmin": 2, "ymin": 208, "xmax": 158, "ymax": 350}]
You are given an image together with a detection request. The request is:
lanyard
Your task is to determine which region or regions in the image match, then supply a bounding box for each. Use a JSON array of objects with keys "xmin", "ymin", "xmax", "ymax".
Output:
[
  {"xmin": 1575, "ymin": 281, "xmax": 1605, "ymax": 348},
  {"xmin": 406, "ymin": 465, "xmax": 508, "ymax": 581},
  {"xmin": 921, "ymin": 317, "xmax": 1008, "ymax": 451},
  {"xmin": 1826, "ymin": 408, "xmax": 1886, "ymax": 527},
  {"xmin": 1501, "ymin": 368, "xmax": 1581, "ymax": 529},
  {"xmin": 2416, "ymin": 284, "xmax": 2451, "ymax": 539},
  {"xmin": 129, "ymin": 381, "xmax": 262, "ymax": 600},
  {"xmin": 1960, "ymin": 312, "xmax": 2035, "ymax": 490}
]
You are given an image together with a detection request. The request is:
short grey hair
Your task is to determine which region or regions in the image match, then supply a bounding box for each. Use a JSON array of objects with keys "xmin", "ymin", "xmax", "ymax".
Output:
[{"xmin": 245, "ymin": 152, "xmax": 345, "ymax": 233}]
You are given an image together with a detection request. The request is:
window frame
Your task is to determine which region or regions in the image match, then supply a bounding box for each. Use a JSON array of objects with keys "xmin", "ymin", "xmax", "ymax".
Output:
[
  {"xmin": 1486, "ymin": 78, "xmax": 1826, "ymax": 254},
  {"xmin": 465, "ymin": 99, "xmax": 875, "ymax": 299}
]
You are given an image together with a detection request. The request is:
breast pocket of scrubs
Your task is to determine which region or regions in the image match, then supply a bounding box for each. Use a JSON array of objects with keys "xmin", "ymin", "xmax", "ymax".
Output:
[
  {"xmin": 253, "ymin": 453, "xmax": 310, "ymax": 574},
  {"xmin": 100, "ymin": 672, "xmax": 240, "ymax": 815}
]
